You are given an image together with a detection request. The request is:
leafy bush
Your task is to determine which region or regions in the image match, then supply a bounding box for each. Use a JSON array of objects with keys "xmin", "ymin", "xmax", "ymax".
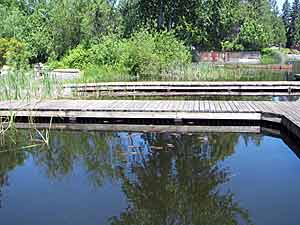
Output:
[
  {"xmin": 61, "ymin": 45, "xmax": 90, "ymax": 69},
  {"xmin": 221, "ymin": 40, "xmax": 244, "ymax": 51},
  {"xmin": 80, "ymin": 65, "xmax": 132, "ymax": 82},
  {"xmin": 49, "ymin": 31, "xmax": 191, "ymax": 80},
  {"xmin": 0, "ymin": 38, "xmax": 28, "ymax": 68},
  {"xmin": 260, "ymin": 48, "xmax": 283, "ymax": 64}
]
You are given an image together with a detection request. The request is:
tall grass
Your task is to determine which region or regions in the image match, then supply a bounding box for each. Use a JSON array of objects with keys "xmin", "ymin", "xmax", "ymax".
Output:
[
  {"xmin": 71, "ymin": 63, "xmax": 288, "ymax": 83},
  {"xmin": 77, "ymin": 65, "xmax": 133, "ymax": 83},
  {"xmin": 160, "ymin": 63, "xmax": 287, "ymax": 81},
  {"xmin": 0, "ymin": 68, "xmax": 61, "ymax": 101}
]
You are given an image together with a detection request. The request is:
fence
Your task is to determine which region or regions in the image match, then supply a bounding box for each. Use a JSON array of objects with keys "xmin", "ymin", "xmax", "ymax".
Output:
[{"xmin": 195, "ymin": 51, "xmax": 261, "ymax": 64}]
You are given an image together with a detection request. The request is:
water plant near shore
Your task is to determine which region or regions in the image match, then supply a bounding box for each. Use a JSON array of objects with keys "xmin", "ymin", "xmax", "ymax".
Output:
[
  {"xmin": 0, "ymin": 116, "xmax": 53, "ymax": 152},
  {"xmin": 0, "ymin": 68, "xmax": 61, "ymax": 101},
  {"xmin": 160, "ymin": 63, "xmax": 288, "ymax": 81},
  {"xmin": 69, "ymin": 63, "xmax": 290, "ymax": 83}
]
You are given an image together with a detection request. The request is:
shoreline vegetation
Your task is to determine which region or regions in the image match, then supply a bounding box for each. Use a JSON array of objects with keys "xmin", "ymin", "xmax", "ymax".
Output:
[
  {"xmin": 1, "ymin": 0, "xmax": 300, "ymax": 84},
  {"xmin": 74, "ymin": 64, "xmax": 291, "ymax": 83}
]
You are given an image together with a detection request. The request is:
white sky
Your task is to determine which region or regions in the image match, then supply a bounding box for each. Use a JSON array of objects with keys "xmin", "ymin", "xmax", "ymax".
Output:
[{"xmin": 278, "ymin": 0, "xmax": 288, "ymax": 10}]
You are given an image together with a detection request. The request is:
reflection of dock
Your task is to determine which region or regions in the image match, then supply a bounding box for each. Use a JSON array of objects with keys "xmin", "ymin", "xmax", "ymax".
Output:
[
  {"xmin": 1, "ymin": 100, "xmax": 300, "ymax": 140},
  {"xmin": 10, "ymin": 123, "xmax": 300, "ymax": 159},
  {"xmin": 63, "ymin": 81, "xmax": 300, "ymax": 97},
  {"xmin": 262, "ymin": 127, "xmax": 300, "ymax": 158},
  {"xmin": 10, "ymin": 123, "xmax": 262, "ymax": 133}
]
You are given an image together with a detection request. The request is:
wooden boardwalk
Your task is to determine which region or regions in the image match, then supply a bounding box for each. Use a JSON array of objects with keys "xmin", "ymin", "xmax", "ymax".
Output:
[
  {"xmin": 0, "ymin": 100, "xmax": 300, "ymax": 139},
  {"xmin": 64, "ymin": 81, "xmax": 300, "ymax": 97}
]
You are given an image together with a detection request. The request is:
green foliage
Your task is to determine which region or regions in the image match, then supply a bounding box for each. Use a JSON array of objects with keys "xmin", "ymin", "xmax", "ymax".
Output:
[
  {"xmin": 221, "ymin": 41, "xmax": 244, "ymax": 51},
  {"xmin": 282, "ymin": 0, "xmax": 291, "ymax": 26},
  {"xmin": 0, "ymin": 0, "xmax": 296, "ymax": 67},
  {"xmin": 0, "ymin": 0, "xmax": 119, "ymax": 63},
  {"xmin": 238, "ymin": 19, "xmax": 269, "ymax": 50},
  {"xmin": 162, "ymin": 63, "xmax": 287, "ymax": 81},
  {"xmin": 59, "ymin": 45, "xmax": 90, "ymax": 69},
  {"xmin": 283, "ymin": 0, "xmax": 300, "ymax": 48},
  {"xmin": 260, "ymin": 48, "xmax": 283, "ymax": 64},
  {"xmin": 282, "ymin": 0, "xmax": 292, "ymax": 47},
  {"xmin": 52, "ymin": 31, "xmax": 191, "ymax": 79},
  {"xmin": 81, "ymin": 65, "xmax": 132, "ymax": 83},
  {"xmin": 120, "ymin": 0, "xmax": 287, "ymax": 51},
  {"xmin": 0, "ymin": 38, "xmax": 28, "ymax": 68}
]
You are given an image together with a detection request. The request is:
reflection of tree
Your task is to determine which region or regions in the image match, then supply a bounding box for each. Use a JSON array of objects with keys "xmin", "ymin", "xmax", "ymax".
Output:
[
  {"xmin": 0, "ymin": 130, "xmax": 30, "ymax": 208},
  {"xmin": 0, "ymin": 129, "xmax": 264, "ymax": 223},
  {"xmin": 110, "ymin": 133, "xmax": 252, "ymax": 225},
  {"xmin": 31, "ymin": 131, "xmax": 124, "ymax": 186},
  {"xmin": 0, "ymin": 150, "xmax": 27, "ymax": 208},
  {"xmin": 241, "ymin": 133, "xmax": 263, "ymax": 147}
]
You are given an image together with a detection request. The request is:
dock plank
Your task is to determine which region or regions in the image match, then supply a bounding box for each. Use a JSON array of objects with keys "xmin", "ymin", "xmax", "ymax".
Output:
[{"xmin": 1, "ymin": 99, "xmax": 300, "ymax": 139}]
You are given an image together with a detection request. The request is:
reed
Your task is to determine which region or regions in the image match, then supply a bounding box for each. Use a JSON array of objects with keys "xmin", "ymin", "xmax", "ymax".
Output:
[
  {"xmin": 160, "ymin": 63, "xmax": 286, "ymax": 81},
  {"xmin": 69, "ymin": 63, "xmax": 287, "ymax": 83},
  {"xmin": 0, "ymin": 115, "xmax": 53, "ymax": 152},
  {"xmin": 0, "ymin": 68, "xmax": 61, "ymax": 101}
]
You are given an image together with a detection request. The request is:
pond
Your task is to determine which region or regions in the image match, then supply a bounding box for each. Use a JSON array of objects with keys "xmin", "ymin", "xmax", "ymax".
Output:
[{"xmin": 0, "ymin": 129, "xmax": 300, "ymax": 225}]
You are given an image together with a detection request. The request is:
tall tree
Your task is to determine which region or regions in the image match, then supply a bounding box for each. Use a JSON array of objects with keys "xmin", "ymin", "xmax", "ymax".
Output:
[
  {"xmin": 269, "ymin": 0, "xmax": 287, "ymax": 46},
  {"xmin": 289, "ymin": 0, "xmax": 300, "ymax": 48},
  {"xmin": 282, "ymin": 0, "xmax": 292, "ymax": 47}
]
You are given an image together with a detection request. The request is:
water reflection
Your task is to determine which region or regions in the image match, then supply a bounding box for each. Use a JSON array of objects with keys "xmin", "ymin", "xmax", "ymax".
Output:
[
  {"xmin": 110, "ymin": 133, "xmax": 252, "ymax": 225},
  {"xmin": 0, "ymin": 132, "xmax": 28, "ymax": 208},
  {"xmin": 0, "ymin": 129, "xmax": 295, "ymax": 224}
]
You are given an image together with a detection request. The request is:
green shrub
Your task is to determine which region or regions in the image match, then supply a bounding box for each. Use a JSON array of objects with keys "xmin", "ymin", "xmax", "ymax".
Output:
[
  {"xmin": 49, "ymin": 31, "xmax": 191, "ymax": 80},
  {"xmin": 0, "ymin": 38, "xmax": 28, "ymax": 68},
  {"xmin": 48, "ymin": 45, "xmax": 90, "ymax": 69},
  {"xmin": 80, "ymin": 65, "xmax": 131, "ymax": 82},
  {"xmin": 47, "ymin": 59, "xmax": 65, "ymax": 69},
  {"xmin": 260, "ymin": 48, "xmax": 283, "ymax": 64},
  {"xmin": 61, "ymin": 45, "xmax": 90, "ymax": 69},
  {"xmin": 221, "ymin": 40, "xmax": 244, "ymax": 51}
]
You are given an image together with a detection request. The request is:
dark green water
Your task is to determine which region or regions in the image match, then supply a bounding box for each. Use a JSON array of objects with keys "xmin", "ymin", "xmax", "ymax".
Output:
[{"xmin": 0, "ymin": 130, "xmax": 300, "ymax": 225}]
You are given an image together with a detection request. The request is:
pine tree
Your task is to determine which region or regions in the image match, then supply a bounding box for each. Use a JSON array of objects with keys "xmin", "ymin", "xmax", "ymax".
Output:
[
  {"xmin": 269, "ymin": 0, "xmax": 279, "ymax": 13},
  {"xmin": 269, "ymin": 0, "xmax": 286, "ymax": 46},
  {"xmin": 282, "ymin": 0, "xmax": 291, "ymax": 47},
  {"xmin": 289, "ymin": 0, "xmax": 300, "ymax": 48}
]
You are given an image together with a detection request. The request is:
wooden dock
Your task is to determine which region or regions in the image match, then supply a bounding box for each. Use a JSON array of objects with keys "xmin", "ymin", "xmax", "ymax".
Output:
[
  {"xmin": 0, "ymin": 100, "xmax": 300, "ymax": 139},
  {"xmin": 63, "ymin": 81, "xmax": 300, "ymax": 97}
]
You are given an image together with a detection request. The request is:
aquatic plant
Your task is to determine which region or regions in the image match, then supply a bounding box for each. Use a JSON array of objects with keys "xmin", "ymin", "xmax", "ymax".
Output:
[
  {"xmin": 0, "ymin": 68, "xmax": 61, "ymax": 101},
  {"xmin": 160, "ymin": 63, "xmax": 286, "ymax": 82},
  {"xmin": 66, "ymin": 63, "xmax": 287, "ymax": 83}
]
